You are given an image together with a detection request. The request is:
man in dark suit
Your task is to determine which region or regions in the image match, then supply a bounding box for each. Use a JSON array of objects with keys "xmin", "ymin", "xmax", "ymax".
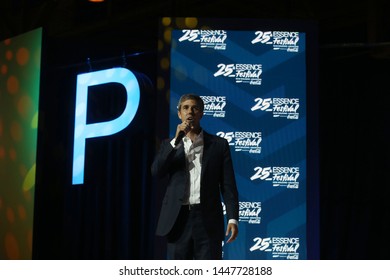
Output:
[{"xmin": 152, "ymin": 93, "xmax": 239, "ymax": 260}]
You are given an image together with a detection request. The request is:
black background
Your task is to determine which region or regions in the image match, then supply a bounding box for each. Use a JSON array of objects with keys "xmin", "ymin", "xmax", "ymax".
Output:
[{"xmin": 1, "ymin": 0, "xmax": 390, "ymax": 259}]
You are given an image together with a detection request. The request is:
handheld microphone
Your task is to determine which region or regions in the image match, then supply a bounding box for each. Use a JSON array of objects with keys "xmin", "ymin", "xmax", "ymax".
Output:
[
  {"xmin": 174, "ymin": 131, "xmax": 186, "ymax": 146},
  {"xmin": 174, "ymin": 120, "xmax": 193, "ymax": 146}
]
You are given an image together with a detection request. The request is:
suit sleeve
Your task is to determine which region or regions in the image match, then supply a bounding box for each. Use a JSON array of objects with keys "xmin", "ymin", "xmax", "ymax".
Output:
[
  {"xmin": 151, "ymin": 139, "xmax": 178, "ymax": 179},
  {"xmin": 220, "ymin": 139, "xmax": 239, "ymax": 221}
]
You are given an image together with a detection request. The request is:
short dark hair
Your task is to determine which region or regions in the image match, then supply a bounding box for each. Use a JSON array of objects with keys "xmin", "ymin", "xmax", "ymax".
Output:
[{"xmin": 177, "ymin": 94, "xmax": 204, "ymax": 112}]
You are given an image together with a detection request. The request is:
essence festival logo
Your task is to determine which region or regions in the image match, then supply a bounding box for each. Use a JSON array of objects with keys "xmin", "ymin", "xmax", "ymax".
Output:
[
  {"xmin": 249, "ymin": 237, "xmax": 300, "ymax": 259},
  {"xmin": 178, "ymin": 29, "xmax": 227, "ymax": 50},
  {"xmin": 251, "ymin": 97, "xmax": 300, "ymax": 119},
  {"xmin": 200, "ymin": 95, "xmax": 226, "ymax": 118},
  {"xmin": 250, "ymin": 166, "xmax": 300, "ymax": 189},
  {"xmin": 72, "ymin": 67, "xmax": 140, "ymax": 185},
  {"xmin": 222, "ymin": 202, "xmax": 262, "ymax": 224},
  {"xmin": 251, "ymin": 31, "xmax": 300, "ymax": 52},
  {"xmin": 239, "ymin": 201, "xmax": 262, "ymax": 224},
  {"xmin": 216, "ymin": 131, "xmax": 262, "ymax": 154},
  {"xmin": 214, "ymin": 63, "xmax": 262, "ymax": 85}
]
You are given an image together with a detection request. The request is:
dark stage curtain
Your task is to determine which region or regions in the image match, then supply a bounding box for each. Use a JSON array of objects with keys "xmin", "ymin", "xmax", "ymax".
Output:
[
  {"xmin": 33, "ymin": 32, "xmax": 161, "ymax": 259},
  {"xmin": 320, "ymin": 46, "xmax": 390, "ymax": 259},
  {"xmin": 62, "ymin": 73, "xmax": 157, "ymax": 259}
]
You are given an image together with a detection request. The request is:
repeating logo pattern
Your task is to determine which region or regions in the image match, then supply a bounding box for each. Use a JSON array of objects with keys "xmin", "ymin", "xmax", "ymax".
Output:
[
  {"xmin": 178, "ymin": 29, "xmax": 228, "ymax": 50},
  {"xmin": 250, "ymin": 237, "xmax": 300, "ymax": 259},
  {"xmin": 251, "ymin": 31, "xmax": 300, "ymax": 52},
  {"xmin": 251, "ymin": 97, "xmax": 300, "ymax": 119},
  {"xmin": 250, "ymin": 166, "xmax": 300, "ymax": 189},
  {"xmin": 214, "ymin": 63, "xmax": 263, "ymax": 85},
  {"xmin": 200, "ymin": 95, "xmax": 227, "ymax": 118},
  {"xmin": 216, "ymin": 131, "xmax": 262, "ymax": 154},
  {"xmin": 170, "ymin": 28, "xmax": 307, "ymax": 259}
]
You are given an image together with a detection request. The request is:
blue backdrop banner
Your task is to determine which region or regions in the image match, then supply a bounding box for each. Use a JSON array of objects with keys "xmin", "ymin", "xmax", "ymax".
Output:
[{"xmin": 169, "ymin": 28, "xmax": 307, "ymax": 260}]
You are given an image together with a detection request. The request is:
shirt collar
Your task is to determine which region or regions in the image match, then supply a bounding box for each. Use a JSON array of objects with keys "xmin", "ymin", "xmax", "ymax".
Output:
[{"xmin": 183, "ymin": 129, "xmax": 203, "ymax": 146}]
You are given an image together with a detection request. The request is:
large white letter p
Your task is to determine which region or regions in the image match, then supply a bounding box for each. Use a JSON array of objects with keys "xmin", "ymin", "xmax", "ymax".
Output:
[{"xmin": 72, "ymin": 68, "xmax": 140, "ymax": 185}]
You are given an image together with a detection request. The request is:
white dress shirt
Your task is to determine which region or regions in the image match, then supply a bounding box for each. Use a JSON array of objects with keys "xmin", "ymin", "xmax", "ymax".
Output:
[
  {"xmin": 171, "ymin": 131, "xmax": 238, "ymax": 226},
  {"xmin": 171, "ymin": 131, "xmax": 203, "ymax": 205}
]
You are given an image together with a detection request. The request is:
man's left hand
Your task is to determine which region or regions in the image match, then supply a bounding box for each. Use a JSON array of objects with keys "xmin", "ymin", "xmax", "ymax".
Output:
[{"xmin": 225, "ymin": 223, "xmax": 238, "ymax": 243}]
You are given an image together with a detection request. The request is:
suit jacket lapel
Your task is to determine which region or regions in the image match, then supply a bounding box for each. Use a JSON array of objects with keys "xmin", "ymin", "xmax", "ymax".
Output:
[{"xmin": 201, "ymin": 131, "xmax": 213, "ymax": 180}]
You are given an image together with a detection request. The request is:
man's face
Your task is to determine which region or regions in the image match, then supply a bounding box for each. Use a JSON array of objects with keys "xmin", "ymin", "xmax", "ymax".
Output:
[{"xmin": 178, "ymin": 99, "xmax": 203, "ymax": 126}]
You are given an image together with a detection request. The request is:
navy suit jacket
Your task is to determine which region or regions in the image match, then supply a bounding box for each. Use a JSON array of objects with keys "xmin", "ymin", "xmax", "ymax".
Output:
[{"xmin": 151, "ymin": 131, "xmax": 239, "ymax": 240}]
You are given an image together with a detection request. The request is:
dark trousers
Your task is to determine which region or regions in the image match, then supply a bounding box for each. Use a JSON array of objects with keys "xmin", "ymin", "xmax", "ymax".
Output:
[{"xmin": 166, "ymin": 205, "xmax": 222, "ymax": 260}]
